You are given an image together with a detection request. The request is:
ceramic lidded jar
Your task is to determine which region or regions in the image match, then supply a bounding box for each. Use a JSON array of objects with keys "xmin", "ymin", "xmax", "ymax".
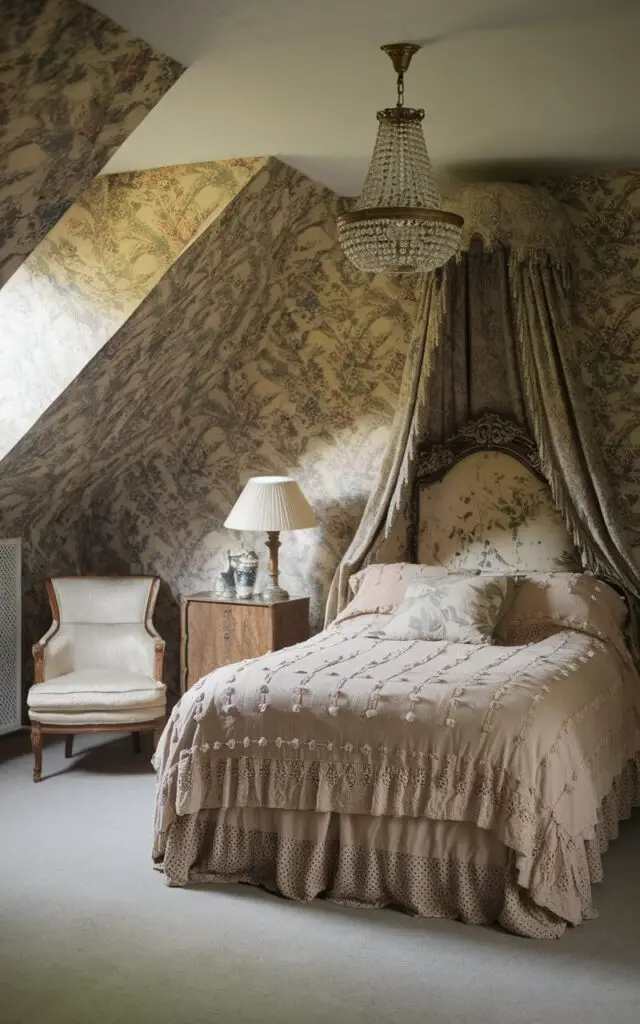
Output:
[{"xmin": 233, "ymin": 550, "xmax": 259, "ymax": 598}]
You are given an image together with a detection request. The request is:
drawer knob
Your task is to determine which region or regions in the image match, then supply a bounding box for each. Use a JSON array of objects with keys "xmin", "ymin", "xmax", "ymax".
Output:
[{"xmin": 223, "ymin": 631, "xmax": 231, "ymax": 641}]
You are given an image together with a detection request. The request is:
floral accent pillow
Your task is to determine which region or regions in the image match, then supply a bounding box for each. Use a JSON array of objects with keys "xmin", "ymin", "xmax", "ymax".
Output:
[
  {"xmin": 368, "ymin": 575, "xmax": 515, "ymax": 644},
  {"xmin": 495, "ymin": 572, "xmax": 627, "ymax": 644},
  {"xmin": 334, "ymin": 563, "xmax": 449, "ymax": 625}
]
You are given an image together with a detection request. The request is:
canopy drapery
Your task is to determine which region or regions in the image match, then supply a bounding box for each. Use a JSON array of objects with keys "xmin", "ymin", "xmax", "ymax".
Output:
[{"xmin": 325, "ymin": 182, "xmax": 640, "ymax": 653}]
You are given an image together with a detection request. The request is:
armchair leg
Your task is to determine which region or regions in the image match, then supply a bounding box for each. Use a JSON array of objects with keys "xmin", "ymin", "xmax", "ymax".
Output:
[
  {"xmin": 65, "ymin": 735, "xmax": 74, "ymax": 759},
  {"xmin": 132, "ymin": 732, "xmax": 141, "ymax": 754},
  {"xmin": 31, "ymin": 724, "xmax": 43, "ymax": 782}
]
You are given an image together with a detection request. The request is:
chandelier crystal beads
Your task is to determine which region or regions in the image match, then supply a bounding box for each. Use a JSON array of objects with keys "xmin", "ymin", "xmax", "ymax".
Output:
[{"xmin": 337, "ymin": 43, "xmax": 463, "ymax": 274}]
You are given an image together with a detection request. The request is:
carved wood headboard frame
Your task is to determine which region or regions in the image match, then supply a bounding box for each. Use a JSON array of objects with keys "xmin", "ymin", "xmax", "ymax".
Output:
[{"xmin": 407, "ymin": 412, "xmax": 546, "ymax": 562}]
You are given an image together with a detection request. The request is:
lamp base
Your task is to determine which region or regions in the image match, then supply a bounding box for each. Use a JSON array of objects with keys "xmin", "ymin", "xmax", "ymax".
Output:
[
  {"xmin": 260, "ymin": 581, "xmax": 290, "ymax": 602},
  {"xmin": 261, "ymin": 530, "xmax": 289, "ymax": 601}
]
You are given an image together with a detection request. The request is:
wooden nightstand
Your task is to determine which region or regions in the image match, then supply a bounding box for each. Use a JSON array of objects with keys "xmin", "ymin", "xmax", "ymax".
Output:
[{"xmin": 180, "ymin": 592, "xmax": 310, "ymax": 693}]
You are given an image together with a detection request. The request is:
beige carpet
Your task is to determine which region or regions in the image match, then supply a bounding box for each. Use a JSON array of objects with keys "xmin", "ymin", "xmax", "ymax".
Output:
[{"xmin": 2, "ymin": 731, "xmax": 640, "ymax": 1024}]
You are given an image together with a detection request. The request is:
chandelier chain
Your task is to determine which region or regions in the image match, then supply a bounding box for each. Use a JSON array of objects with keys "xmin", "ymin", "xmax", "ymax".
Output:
[{"xmin": 397, "ymin": 71, "xmax": 404, "ymax": 108}]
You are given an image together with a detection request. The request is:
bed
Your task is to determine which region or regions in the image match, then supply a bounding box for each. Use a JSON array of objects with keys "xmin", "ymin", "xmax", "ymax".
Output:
[{"xmin": 152, "ymin": 416, "xmax": 640, "ymax": 938}]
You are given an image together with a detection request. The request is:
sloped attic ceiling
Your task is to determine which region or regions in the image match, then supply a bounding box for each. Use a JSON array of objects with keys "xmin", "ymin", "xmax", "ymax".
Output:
[
  {"xmin": 0, "ymin": 158, "xmax": 265, "ymax": 462},
  {"xmin": 1, "ymin": 158, "xmax": 417, "ymax": 682},
  {"xmin": 92, "ymin": 0, "xmax": 640, "ymax": 195},
  {"xmin": 0, "ymin": 158, "xmax": 411, "ymax": 529},
  {"xmin": 0, "ymin": 0, "xmax": 182, "ymax": 287}
]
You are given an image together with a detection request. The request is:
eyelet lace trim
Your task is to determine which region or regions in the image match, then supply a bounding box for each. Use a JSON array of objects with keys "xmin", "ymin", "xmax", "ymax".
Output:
[{"xmin": 154, "ymin": 754, "xmax": 640, "ymax": 938}]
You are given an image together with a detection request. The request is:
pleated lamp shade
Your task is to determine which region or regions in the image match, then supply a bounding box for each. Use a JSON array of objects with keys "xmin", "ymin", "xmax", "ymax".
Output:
[{"xmin": 224, "ymin": 477, "xmax": 316, "ymax": 532}]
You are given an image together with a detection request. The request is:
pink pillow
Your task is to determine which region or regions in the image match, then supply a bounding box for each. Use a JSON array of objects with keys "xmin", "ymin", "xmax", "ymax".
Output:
[
  {"xmin": 496, "ymin": 572, "xmax": 627, "ymax": 644},
  {"xmin": 334, "ymin": 563, "xmax": 448, "ymax": 624}
]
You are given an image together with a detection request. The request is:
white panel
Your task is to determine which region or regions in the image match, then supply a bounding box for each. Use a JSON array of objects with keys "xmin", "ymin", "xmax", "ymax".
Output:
[{"xmin": 0, "ymin": 538, "xmax": 21, "ymax": 734}]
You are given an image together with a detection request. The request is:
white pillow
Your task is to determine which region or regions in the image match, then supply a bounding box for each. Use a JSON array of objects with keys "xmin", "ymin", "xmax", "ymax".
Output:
[{"xmin": 368, "ymin": 575, "xmax": 515, "ymax": 644}]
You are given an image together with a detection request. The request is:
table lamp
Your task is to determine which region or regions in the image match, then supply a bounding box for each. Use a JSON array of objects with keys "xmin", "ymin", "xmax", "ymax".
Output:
[{"xmin": 224, "ymin": 476, "xmax": 316, "ymax": 600}]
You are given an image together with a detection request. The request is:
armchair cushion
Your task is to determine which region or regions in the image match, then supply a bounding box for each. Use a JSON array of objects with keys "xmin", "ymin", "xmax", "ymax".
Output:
[
  {"xmin": 28, "ymin": 708, "xmax": 165, "ymax": 726},
  {"xmin": 27, "ymin": 669, "xmax": 166, "ymax": 715}
]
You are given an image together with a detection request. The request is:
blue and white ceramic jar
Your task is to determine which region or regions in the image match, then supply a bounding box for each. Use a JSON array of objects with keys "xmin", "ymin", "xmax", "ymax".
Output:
[{"xmin": 232, "ymin": 550, "xmax": 259, "ymax": 598}]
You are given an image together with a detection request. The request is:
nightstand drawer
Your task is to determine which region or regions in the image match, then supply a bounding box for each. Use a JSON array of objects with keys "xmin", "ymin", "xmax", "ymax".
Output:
[
  {"xmin": 181, "ymin": 593, "xmax": 309, "ymax": 692},
  {"xmin": 187, "ymin": 602, "xmax": 246, "ymax": 677}
]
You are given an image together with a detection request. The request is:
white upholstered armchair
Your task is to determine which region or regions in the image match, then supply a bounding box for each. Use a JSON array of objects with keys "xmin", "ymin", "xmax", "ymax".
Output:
[{"xmin": 27, "ymin": 576, "xmax": 166, "ymax": 782}]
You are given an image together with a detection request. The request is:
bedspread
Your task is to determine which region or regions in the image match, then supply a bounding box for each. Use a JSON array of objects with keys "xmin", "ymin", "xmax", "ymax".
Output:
[{"xmin": 153, "ymin": 616, "xmax": 640, "ymax": 925}]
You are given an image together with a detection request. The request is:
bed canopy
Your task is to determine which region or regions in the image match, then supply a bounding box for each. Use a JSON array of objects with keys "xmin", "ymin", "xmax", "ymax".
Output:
[{"xmin": 325, "ymin": 181, "xmax": 640, "ymax": 651}]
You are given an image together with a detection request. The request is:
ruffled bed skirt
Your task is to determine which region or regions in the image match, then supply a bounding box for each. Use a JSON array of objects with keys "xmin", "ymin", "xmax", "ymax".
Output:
[{"xmin": 153, "ymin": 755, "xmax": 640, "ymax": 939}]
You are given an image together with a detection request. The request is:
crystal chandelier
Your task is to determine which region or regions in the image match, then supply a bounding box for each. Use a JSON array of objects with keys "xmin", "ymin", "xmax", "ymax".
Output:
[{"xmin": 337, "ymin": 43, "xmax": 463, "ymax": 274}]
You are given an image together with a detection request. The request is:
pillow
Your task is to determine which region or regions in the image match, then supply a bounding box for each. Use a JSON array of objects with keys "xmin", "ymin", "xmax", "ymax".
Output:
[
  {"xmin": 495, "ymin": 572, "xmax": 628, "ymax": 645},
  {"xmin": 334, "ymin": 563, "xmax": 449, "ymax": 625},
  {"xmin": 368, "ymin": 575, "xmax": 515, "ymax": 644}
]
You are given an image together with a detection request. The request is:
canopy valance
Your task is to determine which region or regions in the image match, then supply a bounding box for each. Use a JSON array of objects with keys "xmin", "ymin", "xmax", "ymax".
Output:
[{"xmin": 445, "ymin": 182, "xmax": 573, "ymax": 271}]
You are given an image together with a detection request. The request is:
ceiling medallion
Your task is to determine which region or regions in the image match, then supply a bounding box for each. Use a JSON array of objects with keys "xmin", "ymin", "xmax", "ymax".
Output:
[{"xmin": 337, "ymin": 42, "xmax": 463, "ymax": 274}]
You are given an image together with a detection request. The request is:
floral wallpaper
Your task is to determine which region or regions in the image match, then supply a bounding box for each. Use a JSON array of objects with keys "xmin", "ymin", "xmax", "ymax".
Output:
[
  {"xmin": 547, "ymin": 171, "xmax": 640, "ymax": 558},
  {"xmin": 418, "ymin": 451, "xmax": 578, "ymax": 573},
  {"xmin": 0, "ymin": 158, "xmax": 265, "ymax": 460},
  {"xmin": 0, "ymin": 0, "xmax": 183, "ymax": 289},
  {"xmin": 8, "ymin": 159, "xmax": 640, "ymax": 704},
  {"xmin": 0, "ymin": 158, "xmax": 417, "ymax": 696}
]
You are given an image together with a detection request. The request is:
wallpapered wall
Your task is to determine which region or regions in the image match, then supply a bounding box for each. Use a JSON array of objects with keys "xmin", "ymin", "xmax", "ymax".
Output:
[
  {"xmin": 0, "ymin": 0, "xmax": 183, "ymax": 289},
  {"xmin": 82, "ymin": 159, "xmax": 418, "ymax": 681},
  {"xmin": 0, "ymin": 158, "xmax": 417, "ymax": 695},
  {"xmin": 0, "ymin": 158, "xmax": 265, "ymax": 459},
  {"xmin": 547, "ymin": 171, "xmax": 640, "ymax": 556},
  {"xmin": 6, "ymin": 157, "xmax": 639, "ymax": 700}
]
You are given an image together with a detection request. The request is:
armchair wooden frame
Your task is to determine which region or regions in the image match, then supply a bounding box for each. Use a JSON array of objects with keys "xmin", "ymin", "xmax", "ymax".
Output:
[{"xmin": 30, "ymin": 576, "xmax": 166, "ymax": 782}]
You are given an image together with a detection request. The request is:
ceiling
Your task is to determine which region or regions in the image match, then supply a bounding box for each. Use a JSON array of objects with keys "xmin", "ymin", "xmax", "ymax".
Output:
[{"xmin": 94, "ymin": 0, "xmax": 640, "ymax": 196}]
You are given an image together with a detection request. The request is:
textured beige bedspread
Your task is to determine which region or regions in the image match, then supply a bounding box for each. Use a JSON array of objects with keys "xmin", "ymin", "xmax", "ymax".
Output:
[{"xmin": 153, "ymin": 616, "xmax": 640, "ymax": 926}]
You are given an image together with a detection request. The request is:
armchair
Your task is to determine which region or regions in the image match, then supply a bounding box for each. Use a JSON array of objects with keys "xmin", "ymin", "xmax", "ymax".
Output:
[{"xmin": 28, "ymin": 576, "xmax": 166, "ymax": 782}]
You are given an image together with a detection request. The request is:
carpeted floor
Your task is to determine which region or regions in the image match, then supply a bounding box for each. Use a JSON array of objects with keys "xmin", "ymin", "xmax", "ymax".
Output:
[{"xmin": 1, "ymin": 732, "xmax": 640, "ymax": 1024}]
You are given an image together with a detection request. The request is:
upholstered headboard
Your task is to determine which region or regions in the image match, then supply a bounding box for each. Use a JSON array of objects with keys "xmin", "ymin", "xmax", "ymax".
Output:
[{"xmin": 409, "ymin": 413, "xmax": 580, "ymax": 573}]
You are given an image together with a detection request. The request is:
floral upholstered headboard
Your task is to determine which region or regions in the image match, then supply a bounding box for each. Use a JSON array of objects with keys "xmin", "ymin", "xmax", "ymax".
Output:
[{"xmin": 410, "ymin": 413, "xmax": 580, "ymax": 573}]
